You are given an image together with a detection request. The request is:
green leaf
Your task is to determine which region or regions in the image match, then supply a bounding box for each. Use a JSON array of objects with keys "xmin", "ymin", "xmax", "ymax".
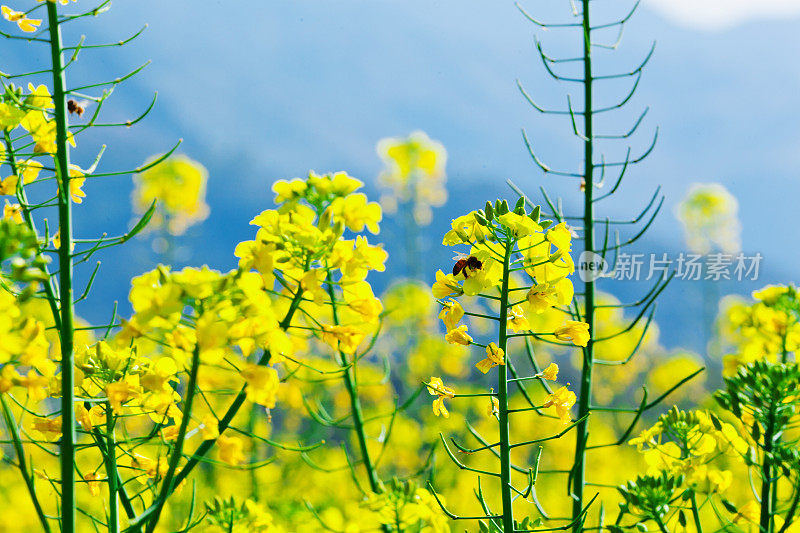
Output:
[{"xmin": 121, "ymin": 199, "xmax": 157, "ymax": 243}]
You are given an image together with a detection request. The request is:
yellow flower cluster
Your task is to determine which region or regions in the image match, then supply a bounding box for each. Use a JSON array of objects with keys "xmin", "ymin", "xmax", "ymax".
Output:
[
  {"xmin": 132, "ymin": 154, "xmax": 210, "ymax": 236},
  {"xmin": 629, "ymin": 408, "xmax": 749, "ymax": 495},
  {"xmin": 0, "ymin": 83, "xmax": 84, "ymax": 212},
  {"xmin": 676, "ymin": 182, "xmax": 741, "ymax": 254},
  {"xmin": 719, "ymin": 284, "xmax": 800, "ymax": 375},
  {"xmin": 377, "ymin": 131, "xmax": 447, "ymax": 225}
]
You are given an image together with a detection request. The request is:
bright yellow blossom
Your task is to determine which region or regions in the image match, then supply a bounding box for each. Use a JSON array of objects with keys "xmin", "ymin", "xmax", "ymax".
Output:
[
  {"xmin": 331, "ymin": 192, "xmax": 382, "ymax": 234},
  {"xmin": 1, "ymin": 5, "xmax": 41, "ymax": 32},
  {"xmin": 554, "ymin": 320, "xmax": 590, "ymax": 347},
  {"xmin": 475, "ymin": 342, "xmax": 504, "ymax": 374},
  {"xmin": 432, "ymin": 270, "xmax": 462, "ymax": 299},
  {"xmin": 540, "ymin": 362, "xmax": 558, "ymax": 381},
  {"xmin": 444, "ymin": 325, "xmax": 472, "ymax": 346},
  {"xmin": 240, "ymin": 364, "xmax": 280, "ymax": 408},
  {"xmin": 427, "ymin": 376, "xmax": 455, "ymax": 418},
  {"xmin": 497, "ymin": 211, "xmax": 542, "ymax": 238},
  {"xmin": 543, "ymin": 385, "xmax": 576, "ymax": 424},
  {"xmin": 438, "ymin": 300, "xmax": 464, "ymax": 332},
  {"xmin": 545, "ymin": 222, "xmax": 572, "ymax": 252},
  {"xmin": 507, "ymin": 305, "xmax": 530, "ymax": 332}
]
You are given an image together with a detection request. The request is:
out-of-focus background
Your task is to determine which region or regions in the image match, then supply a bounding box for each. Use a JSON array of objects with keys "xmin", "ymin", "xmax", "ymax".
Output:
[{"xmin": 6, "ymin": 0, "xmax": 799, "ymax": 353}]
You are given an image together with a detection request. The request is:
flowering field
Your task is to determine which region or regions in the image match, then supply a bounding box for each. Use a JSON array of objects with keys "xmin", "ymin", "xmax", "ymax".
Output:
[{"xmin": 0, "ymin": 1, "xmax": 798, "ymax": 533}]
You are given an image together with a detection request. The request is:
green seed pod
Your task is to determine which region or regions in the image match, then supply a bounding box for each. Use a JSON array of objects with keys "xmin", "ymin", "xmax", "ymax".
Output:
[
  {"xmin": 333, "ymin": 220, "xmax": 345, "ymax": 239},
  {"xmin": 317, "ymin": 207, "xmax": 332, "ymax": 229},
  {"xmin": 484, "ymin": 201, "xmax": 494, "ymax": 222},
  {"xmin": 530, "ymin": 204, "xmax": 541, "ymax": 223}
]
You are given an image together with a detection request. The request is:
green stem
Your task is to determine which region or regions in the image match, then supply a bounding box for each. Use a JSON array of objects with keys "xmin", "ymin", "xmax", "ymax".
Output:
[
  {"xmin": 654, "ymin": 515, "xmax": 671, "ymax": 533},
  {"xmin": 572, "ymin": 1, "xmax": 594, "ymax": 530},
  {"xmin": 105, "ymin": 402, "xmax": 119, "ymax": 533},
  {"xmin": 126, "ymin": 286, "xmax": 305, "ymax": 530},
  {"xmin": 760, "ymin": 405, "xmax": 777, "ymax": 533},
  {"xmin": 1, "ymin": 396, "xmax": 52, "ymax": 533},
  {"xmin": 325, "ymin": 271, "xmax": 382, "ymax": 494},
  {"xmin": 689, "ymin": 492, "xmax": 703, "ymax": 533},
  {"xmin": 46, "ymin": 4, "xmax": 77, "ymax": 531},
  {"xmin": 144, "ymin": 345, "xmax": 202, "ymax": 533},
  {"xmin": 497, "ymin": 236, "xmax": 515, "ymax": 533}
]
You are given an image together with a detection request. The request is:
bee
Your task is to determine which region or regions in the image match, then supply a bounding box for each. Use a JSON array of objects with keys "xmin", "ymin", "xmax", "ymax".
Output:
[
  {"xmin": 452, "ymin": 253, "xmax": 482, "ymax": 278},
  {"xmin": 67, "ymin": 99, "xmax": 87, "ymax": 117}
]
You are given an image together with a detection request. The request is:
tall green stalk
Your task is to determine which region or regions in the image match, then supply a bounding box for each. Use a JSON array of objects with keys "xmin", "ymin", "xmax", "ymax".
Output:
[
  {"xmin": 497, "ymin": 235, "xmax": 515, "ymax": 533},
  {"xmin": 46, "ymin": 4, "xmax": 77, "ymax": 531},
  {"xmin": 514, "ymin": 1, "xmax": 677, "ymax": 527},
  {"xmin": 572, "ymin": 1, "xmax": 594, "ymax": 527},
  {"xmin": 325, "ymin": 272, "xmax": 382, "ymax": 494},
  {"xmin": 105, "ymin": 401, "xmax": 119, "ymax": 533},
  {"xmin": 760, "ymin": 406, "xmax": 777, "ymax": 533}
]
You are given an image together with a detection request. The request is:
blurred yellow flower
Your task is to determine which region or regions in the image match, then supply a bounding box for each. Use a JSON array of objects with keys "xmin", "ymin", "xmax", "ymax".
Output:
[
  {"xmin": 240, "ymin": 364, "xmax": 280, "ymax": 408},
  {"xmin": 132, "ymin": 154, "xmax": 209, "ymax": 235},
  {"xmin": 676, "ymin": 183, "xmax": 741, "ymax": 254},
  {"xmin": 217, "ymin": 434, "xmax": 246, "ymax": 466},
  {"xmin": 377, "ymin": 131, "xmax": 446, "ymax": 226}
]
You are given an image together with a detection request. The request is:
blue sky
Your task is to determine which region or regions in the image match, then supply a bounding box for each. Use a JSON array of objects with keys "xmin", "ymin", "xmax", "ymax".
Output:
[{"xmin": 6, "ymin": 0, "xmax": 800, "ymax": 350}]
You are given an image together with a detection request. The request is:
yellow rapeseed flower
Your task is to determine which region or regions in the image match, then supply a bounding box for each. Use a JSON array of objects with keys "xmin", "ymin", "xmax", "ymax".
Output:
[
  {"xmin": 475, "ymin": 342, "xmax": 504, "ymax": 374},
  {"xmin": 543, "ymin": 385, "xmax": 576, "ymax": 424},
  {"xmin": 240, "ymin": 364, "xmax": 280, "ymax": 408},
  {"xmin": 427, "ymin": 376, "xmax": 455, "ymax": 418},
  {"xmin": 540, "ymin": 362, "xmax": 558, "ymax": 381},
  {"xmin": 553, "ymin": 320, "xmax": 590, "ymax": 347},
  {"xmin": 1, "ymin": 5, "xmax": 41, "ymax": 32},
  {"xmin": 444, "ymin": 325, "xmax": 472, "ymax": 346},
  {"xmin": 217, "ymin": 434, "xmax": 246, "ymax": 466},
  {"xmin": 438, "ymin": 300, "xmax": 464, "ymax": 332}
]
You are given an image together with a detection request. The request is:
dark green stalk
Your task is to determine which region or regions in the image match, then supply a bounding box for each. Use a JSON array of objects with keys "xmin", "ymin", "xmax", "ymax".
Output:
[
  {"xmin": 105, "ymin": 401, "xmax": 119, "ymax": 533},
  {"xmin": 46, "ymin": 4, "xmax": 77, "ymax": 531},
  {"xmin": 760, "ymin": 405, "xmax": 777, "ymax": 533},
  {"xmin": 689, "ymin": 492, "xmax": 703, "ymax": 533},
  {"xmin": 144, "ymin": 345, "xmax": 202, "ymax": 533},
  {"xmin": 653, "ymin": 515, "xmax": 671, "ymax": 533},
  {"xmin": 1, "ymin": 396, "xmax": 52, "ymax": 533},
  {"xmin": 572, "ymin": 1, "xmax": 594, "ymax": 529},
  {"xmin": 777, "ymin": 483, "xmax": 800, "ymax": 533},
  {"xmin": 325, "ymin": 272, "xmax": 382, "ymax": 494},
  {"xmin": 497, "ymin": 235, "xmax": 515, "ymax": 532}
]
